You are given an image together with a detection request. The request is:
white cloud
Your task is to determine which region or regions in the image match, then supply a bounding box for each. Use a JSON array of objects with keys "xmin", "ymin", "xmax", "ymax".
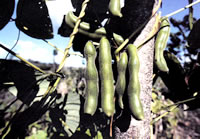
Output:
[
  {"xmin": 64, "ymin": 54, "xmax": 86, "ymax": 68},
  {"xmin": 9, "ymin": 40, "xmax": 85, "ymax": 67},
  {"xmin": 14, "ymin": 40, "xmax": 53, "ymax": 63},
  {"xmin": 55, "ymin": 50, "xmax": 86, "ymax": 68}
]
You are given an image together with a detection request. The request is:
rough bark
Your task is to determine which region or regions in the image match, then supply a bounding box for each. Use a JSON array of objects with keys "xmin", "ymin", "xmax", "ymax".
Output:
[{"xmin": 115, "ymin": 0, "xmax": 158, "ymax": 138}]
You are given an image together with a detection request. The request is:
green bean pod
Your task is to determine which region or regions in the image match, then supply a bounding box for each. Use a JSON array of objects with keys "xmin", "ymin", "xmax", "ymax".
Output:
[
  {"xmin": 99, "ymin": 37, "xmax": 115, "ymax": 117},
  {"xmin": 127, "ymin": 44, "xmax": 144, "ymax": 120},
  {"xmin": 84, "ymin": 41, "xmax": 99, "ymax": 115},
  {"xmin": 155, "ymin": 17, "xmax": 170, "ymax": 72},
  {"xmin": 68, "ymin": 11, "xmax": 90, "ymax": 30},
  {"xmin": 109, "ymin": 0, "xmax": 122, "ymax": 17},
  {"xmin": 65, "ymin": 12, "xmax": 104, "ymax": 39},
  {"xmin": 115, "ymin": 52, "xmax": 128, "ymax": 109},
  {"xmin": 66, "ymin": 11, "xmax": 107, "ymax": 35},
  {"xmin": 65, "ymin": 11, "xmax": 125, "ymax": 44},
  {"xmin": 113, "ymin": 33, "xmax": 124, "ymax": 46}
]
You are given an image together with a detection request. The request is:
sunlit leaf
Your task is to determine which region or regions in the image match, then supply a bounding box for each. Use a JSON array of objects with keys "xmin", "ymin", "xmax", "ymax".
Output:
[
  {"xmin": 94, "ymin": 131, "xmax": 103, "ymax": 139},
  {"xmin": 26, "ymin": 130, "xmax": 47, "ymax": 139},
  {"xmin": 188, "ymin": 0, "xmax": 194, "ymax": 30},
  {"xmin": 49, "ymin": 91, "xmax": 80, "ymax": 137},
  {"xmin": 188, "ymin": 19, "xmax": 200, "ymax": 50}
]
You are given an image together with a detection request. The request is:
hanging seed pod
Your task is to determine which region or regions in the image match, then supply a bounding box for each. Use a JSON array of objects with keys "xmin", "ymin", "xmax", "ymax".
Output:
[
  {"xmin": 99, "ymin": 37, "xmax": 115, "ymax": 117},
  {"xmin": 127, "ymin": 44, "xmax": 144, "ymax": 120},
  {"xmin": 115, "ymin": 52, "xmax": 128, "ymax": 109},
  {"xmin": 155, "ymin": 17, "xmax": 170, "ymax": 72},
  {"xmin": 84, "ymin": 41, "xmax": 99, "ymax": 115},
  {"xmin": 109, "ymin": 0, "xmax": 122, "ymax": 17}
]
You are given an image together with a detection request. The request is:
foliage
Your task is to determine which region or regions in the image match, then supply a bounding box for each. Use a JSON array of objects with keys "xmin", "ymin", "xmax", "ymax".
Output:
[
  {"xmin": 0, "ymin": 66, "xmax": 113, "ymax": 138},
  {"xmin": 151, "ymin": 5, "xmax": 200, "ymax": 137},
  {"xmin": 154, "ymin": 12, "xmax": 200, "ymax": 109}
]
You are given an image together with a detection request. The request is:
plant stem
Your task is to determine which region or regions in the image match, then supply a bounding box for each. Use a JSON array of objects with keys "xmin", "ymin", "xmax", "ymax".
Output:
[
  {"xmin": 42, "ymin": 0, "xmax": 90, "ymax": 98},
  {"xmin": 163, "ymin": 97, "xmax": 197, "ymax": 109},
  {"xmin": 56, "ymin": 0, "xmax": 90, "ymax": 72},
  {"xmin": 0, "ymin": 44, "xmax": 46, "ymax": 74}
]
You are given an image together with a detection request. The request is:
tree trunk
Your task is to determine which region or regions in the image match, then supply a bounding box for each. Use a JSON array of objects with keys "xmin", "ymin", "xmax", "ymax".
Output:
[{"xmin": 115, "ymin": 0, "xmax": 158, "ymax": 138}]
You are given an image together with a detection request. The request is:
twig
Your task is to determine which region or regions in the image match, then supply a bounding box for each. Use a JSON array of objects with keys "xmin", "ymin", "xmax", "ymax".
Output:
[
  {"xmin": 150, "ymin": 105, "xmax": 178, "ymax": 125},
  {"xmin": 163, "ymin": 97, "xmax": 197, "ymax": 109},
  {"xmin": 43, "ymin": 39, "xmax": 64, "ymax": 54},
  {"xmin": 114, "ymin": 0, "xmax": 162, "ymax": 61},
  {"xmin": 56, "ymin": 0, "xmax": 90, "ymax": 72},
  {"xmin": 165, "ymin": 0, "xmax": 200, "ymax": 18},
  {"xmin": 0, "ymin": 43, "xmax": 46, "ymax": 74},
  {"xmin": 151, "ymin": 94, "xmax": 199, "ymax": 125},
  {"xmin": 137, "ymin": 12, "xmax": 161, "ymax": 50},
  {"xmin": 69, "ymin": 52, "xmax": 83, "ymax": 57}
]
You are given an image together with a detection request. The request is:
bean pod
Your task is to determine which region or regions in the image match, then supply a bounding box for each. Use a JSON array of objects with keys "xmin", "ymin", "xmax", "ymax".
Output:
[
  {"xmin": 113, "ymin": 33, "xmax": 124, "ymax": 46},
  {"xmin": 155, "ymin": 17, "xmax": 170, "ymax": 72},
  {"xmin": 99, "ymin": 37, "xmax": 115, "ymax": 117},
  {"xmin": 115, "ymin": 52, "xmax": 128, "ymax": 109},
  {"xmin": 84, "ymin": 41, "xmax": 99, "ymax": 115},
  {"xmin": 65, "ymin": 11, "xmax": 125, "ymax": 44},
  {"xmin": 65, "ymin": 12, "xmax": 104, "ymax": 39},
  {"xmin": 127, "ymin": 44, "xmax": 144, "ymax": 120},
  {"xmin": 109, "ymin": 0, "xmax": 122, "ymax": 17}
]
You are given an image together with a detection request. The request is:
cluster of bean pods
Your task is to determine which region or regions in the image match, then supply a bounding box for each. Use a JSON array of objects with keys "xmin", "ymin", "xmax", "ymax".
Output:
[
  {"xmin": 82, "ymin": 18, "xmax": 170, "ymax": 118},
  {"xmin": 65, "ymin": 10, "xmax": 171, "ymax": 74},
  {"xmin": 84, "ymin": 37, "xmax": 144, "ymax": 120},
  {"xmin": 67, "ymin": 0, "xmax": 171, "ymax": 119}
]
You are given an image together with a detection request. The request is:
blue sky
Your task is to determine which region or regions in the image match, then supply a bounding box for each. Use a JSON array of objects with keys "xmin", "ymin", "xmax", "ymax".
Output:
[{"xmin": 0, "ymin": 0, "xmax": 200, "ymax": 67}]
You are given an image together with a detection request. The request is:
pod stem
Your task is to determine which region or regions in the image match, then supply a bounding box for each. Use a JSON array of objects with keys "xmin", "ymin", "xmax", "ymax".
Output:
[
  {"xmin": 114, "ymin": 39, "xmax": 129, "ymax": 61},
  {"xmin": 109, "ymin": 115, "xmax": 113, "ymax": 137},
  {"xmin": 165, "ymin": 0, "xmax": 200, "ymax": 18},
  {"xmin": 69, "ymin": 52, "xmax": 83, "ymax": 57}
]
